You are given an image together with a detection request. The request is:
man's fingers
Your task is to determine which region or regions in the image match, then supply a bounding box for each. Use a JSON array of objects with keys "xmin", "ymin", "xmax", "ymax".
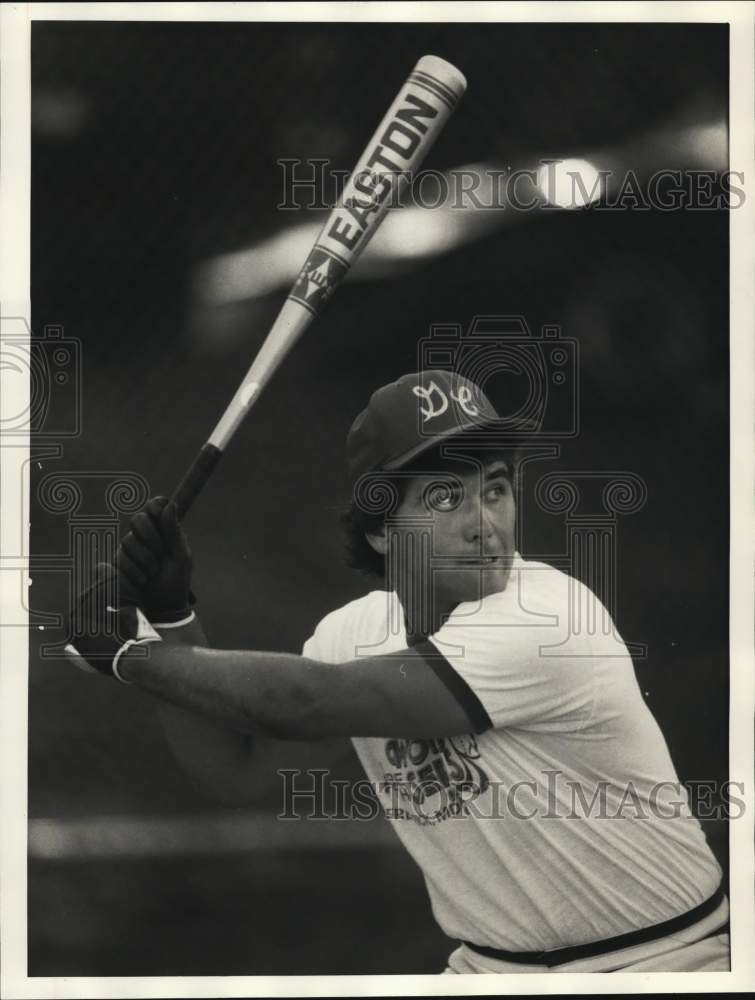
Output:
[
  {"xmin": 116, "ymin": 548, "xmax": 149, "ymax": 588},
  {"xmin": 130, "ymin": 511, "xmax": 164, "ymax": 555},
  {"xmin": 120, "ymin": 531, "xmax": 160, "ymax": 577},
  {"xmin": 146, "ymin": 496, "xmax": 170, "ymax": 521},
  {"xmin": 160, "ymin": 501, "xmax": 191, "ymax": 561}
]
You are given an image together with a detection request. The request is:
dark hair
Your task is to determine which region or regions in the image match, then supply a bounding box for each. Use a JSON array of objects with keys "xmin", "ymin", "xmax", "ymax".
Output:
[
  {"xmin": 341, "ymin": 442, "xmax": 519, "ymax": 579},
  {"xmin": 340, "ymin": 493, "xmax": 405, "ymax": 580}
]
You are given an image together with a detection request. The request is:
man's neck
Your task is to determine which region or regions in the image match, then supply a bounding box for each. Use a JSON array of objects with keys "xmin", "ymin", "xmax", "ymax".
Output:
[{"xmin": 395, "ymin": 585, "xmax": 455, "ymax": 646}]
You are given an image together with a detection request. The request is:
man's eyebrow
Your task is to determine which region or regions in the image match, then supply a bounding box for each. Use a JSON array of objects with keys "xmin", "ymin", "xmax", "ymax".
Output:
[{"xmin": 483, "ymin": 461, "xmax": 510, "ymax": 479}]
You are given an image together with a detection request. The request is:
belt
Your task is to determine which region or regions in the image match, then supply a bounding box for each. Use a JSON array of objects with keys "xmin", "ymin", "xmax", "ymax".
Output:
[{"xmin": 462, "ymin": 886, "xmax": 727, "ymax": 968}]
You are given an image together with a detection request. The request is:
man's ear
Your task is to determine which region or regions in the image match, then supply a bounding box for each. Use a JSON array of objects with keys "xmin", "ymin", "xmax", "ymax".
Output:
[{"xmin": 365, "ymin": 525, "xmax": 388, "ymax": 556}]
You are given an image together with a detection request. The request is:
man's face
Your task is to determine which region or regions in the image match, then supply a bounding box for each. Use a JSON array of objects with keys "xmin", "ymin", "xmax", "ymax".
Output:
[{"xmin": 371, "ymin": 453, "xmax": 517, "ymax": 614}]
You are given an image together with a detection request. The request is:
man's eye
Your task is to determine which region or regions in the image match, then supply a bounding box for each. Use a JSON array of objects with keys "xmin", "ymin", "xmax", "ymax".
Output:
[
  {"xmin": 486, "ymin": 483, "xmax": 508, "ymax": 501},
  {"xmin": 424, "ymin": 482, "xmax": 462, "ymax": 511}
]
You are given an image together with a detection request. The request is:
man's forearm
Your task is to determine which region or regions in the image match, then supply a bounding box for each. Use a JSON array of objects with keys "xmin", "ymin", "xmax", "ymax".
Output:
[{"xmin": 119, "ymin": 637, "xmax": 324, "ymax": 740}]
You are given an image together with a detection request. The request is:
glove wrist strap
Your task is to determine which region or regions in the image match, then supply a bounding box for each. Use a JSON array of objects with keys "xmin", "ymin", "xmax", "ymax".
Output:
[
  {"xmin": 112, "ymin": 636, "xmax": 162, "ymax": 684},
  {"xmin": 147, "ymin": 589, "xmax": 197, "ymax": 627},
  {"xmin": 151, "ymin": 609, "xmax": 196, "ymax": 629}
]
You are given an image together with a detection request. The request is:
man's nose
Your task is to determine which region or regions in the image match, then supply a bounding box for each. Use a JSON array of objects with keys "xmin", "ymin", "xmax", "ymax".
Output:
[{"xmin": 464, "ymin": 497, "xmax": 495, "ymax": 544}]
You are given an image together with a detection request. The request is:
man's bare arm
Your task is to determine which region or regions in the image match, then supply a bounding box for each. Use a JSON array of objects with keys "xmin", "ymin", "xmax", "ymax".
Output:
[{"xmin": 119, "ymin": 636, "xmax": 476, "ymax": 740}]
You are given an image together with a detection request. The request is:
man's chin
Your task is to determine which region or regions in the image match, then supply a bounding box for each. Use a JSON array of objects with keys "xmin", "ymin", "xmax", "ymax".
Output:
[
  {"xmin": 480, "ymin": 563, "xmax": 512, "ymax": 598},
  {"xmin": 438, "ymin": 563, "xmax": 512, "ymax": 606}
]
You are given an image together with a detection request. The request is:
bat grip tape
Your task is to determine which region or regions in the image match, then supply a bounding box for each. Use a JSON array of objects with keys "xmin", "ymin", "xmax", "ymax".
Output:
[{"xmin": 172, "ymin": 443, "xmax": 222, "ymax": 518}]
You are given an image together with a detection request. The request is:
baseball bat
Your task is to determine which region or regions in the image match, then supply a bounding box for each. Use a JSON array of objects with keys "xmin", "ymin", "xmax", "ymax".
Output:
[{"xmin": 172, "ymin": 54, "xmax": 467, "ymax": 517}]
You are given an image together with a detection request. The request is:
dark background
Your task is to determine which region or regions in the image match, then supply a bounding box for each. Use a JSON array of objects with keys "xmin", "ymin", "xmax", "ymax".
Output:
[{"xmin": 28, "ymin": 20, "xmax": 729, "ymax": 975}]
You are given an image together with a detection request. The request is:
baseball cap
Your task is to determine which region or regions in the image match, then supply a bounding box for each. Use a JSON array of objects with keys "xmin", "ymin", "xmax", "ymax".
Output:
[{"xmin": 346, "ymin": 370, "xmax": 501, "ymax": 485}]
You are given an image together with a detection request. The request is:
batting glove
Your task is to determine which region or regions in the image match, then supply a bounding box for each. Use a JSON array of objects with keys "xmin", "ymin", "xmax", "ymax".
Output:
[
  {"xmin": 65, "ymin": 562, "xmax": 162, "ymax": 682},
  {"xmin": 117, "ymin": 496, "xmax": 195, "ymax": 626}
]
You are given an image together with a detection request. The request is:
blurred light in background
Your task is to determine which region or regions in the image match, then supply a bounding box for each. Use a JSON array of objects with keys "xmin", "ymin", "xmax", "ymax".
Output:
[
  {"xmin": 194, "ymin": 111, "xmax": 727, "ymax": 323},
  {"xmin": 537, "ymin": 158, "xmax": 604, "ymax": 209},
  {"xmin": 367, "ymin": 201, "xmax": 476, "ymax": 259},
  {"xmin": 200, "ymin": 227, "xmax": 320, "ymax": 303},
  {"xmin": 29, "ymin": 812, "xmax": 395, "ymax": 860},
  {"xmin": 196, "ymin": 166, "xmax": 502, "ymax": 306},
  {"xmin": 608, "ymin": 116, "xmax": 728, "ymax": 182},
  {"xmin": 32, "ymin": 89, "xmax": 89, "ymax": 138},
  {"xmin": 679, "ymin": 120, "xmax": 728, "ymax": 170}
]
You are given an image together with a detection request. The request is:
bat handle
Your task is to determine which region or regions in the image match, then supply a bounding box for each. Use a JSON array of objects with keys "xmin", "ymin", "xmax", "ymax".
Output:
[{"xmin": 171, "ymin": 443, "xmax": 223, "ymax": 519}]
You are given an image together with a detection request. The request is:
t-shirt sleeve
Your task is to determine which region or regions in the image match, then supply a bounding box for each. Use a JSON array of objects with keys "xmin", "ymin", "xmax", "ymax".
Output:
[
  {"xmin": 301, "ymin": 617, "xmax": 329, "ymax": 661},
  {"xmin": 416, "ymin": 588, "xmax": 599, "ymax": 732},
  {"xmin": 301, "ymin": 632, "xmax": 318, "ymax": 659},
  {"xmin": 301, "ymin": 602, "xmax": 357, "ymax": 663}
]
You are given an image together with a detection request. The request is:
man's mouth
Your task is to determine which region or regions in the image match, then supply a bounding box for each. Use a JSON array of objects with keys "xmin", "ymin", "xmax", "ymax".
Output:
[
  {"xmin": 468, "ymin": 555, "xmax": 506, "ymax": 567},
  {"xmin": 434, "ymin": 554, "xmax": 509, "ymax": 569}
]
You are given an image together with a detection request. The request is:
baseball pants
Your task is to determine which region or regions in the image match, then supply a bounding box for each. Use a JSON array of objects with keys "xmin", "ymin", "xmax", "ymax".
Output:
[{"xmin": 443, "ymin": 895, "xmax": 730, "ymax": 973}]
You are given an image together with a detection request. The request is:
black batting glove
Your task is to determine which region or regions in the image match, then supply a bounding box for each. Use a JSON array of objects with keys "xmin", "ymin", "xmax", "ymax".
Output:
[
  {"xmin": 117, "ymin": 497, "xmax": 195, "ymax": 624},
  {"xmin": 65, "ymin": 562, "xmax": 162, "ymax": 681}
]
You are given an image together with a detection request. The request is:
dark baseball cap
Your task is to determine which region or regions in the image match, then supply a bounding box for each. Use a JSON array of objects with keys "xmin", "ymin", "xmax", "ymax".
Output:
[{"xmin": 346, "ymin": 371, "xmax": 501, "ymax": 485}]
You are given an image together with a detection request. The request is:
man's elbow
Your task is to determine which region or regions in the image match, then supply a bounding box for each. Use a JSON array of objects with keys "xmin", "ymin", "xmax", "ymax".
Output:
[{"xmin": 261, "ymin": 661, "xmax": 347, "ymax": 741}]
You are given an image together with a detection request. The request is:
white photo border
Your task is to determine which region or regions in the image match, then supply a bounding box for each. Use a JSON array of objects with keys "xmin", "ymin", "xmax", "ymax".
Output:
[{"xmin": 1, "ymin": 2, "xmax": 753, "ymax": 996}]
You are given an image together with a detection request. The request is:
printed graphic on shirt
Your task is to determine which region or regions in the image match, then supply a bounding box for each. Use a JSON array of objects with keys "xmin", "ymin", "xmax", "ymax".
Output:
[{"xmin": 380, "ymin": 733, "xmax": 489, "ymax": 825}]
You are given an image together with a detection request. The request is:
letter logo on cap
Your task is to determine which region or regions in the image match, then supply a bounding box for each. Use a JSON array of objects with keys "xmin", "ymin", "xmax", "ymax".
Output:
[
  {"xmin": 451, "ymin": 384, "xmax": 479, "ymax": 418},
  {"xmin": 413, "ymin": 380, "xmax": 480, "ymax": 422},
  {"xmin": 413, "ymin": 381, "xmax": 448, "ymax": 422}
]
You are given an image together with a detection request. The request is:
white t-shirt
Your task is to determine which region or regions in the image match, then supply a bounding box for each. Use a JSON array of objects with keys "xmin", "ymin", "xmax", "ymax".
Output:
[{"xmin": 302, "ymin": 553, "xmax": 722, "ymax": 951}]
